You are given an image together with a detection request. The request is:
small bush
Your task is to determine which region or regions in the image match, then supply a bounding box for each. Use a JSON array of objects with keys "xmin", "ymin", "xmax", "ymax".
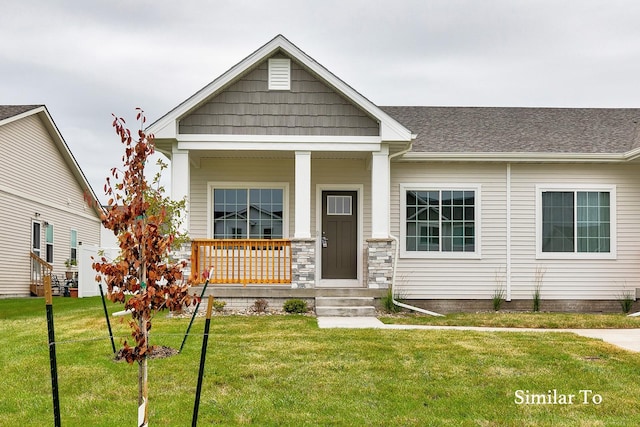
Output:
[
  {"xmin": 212, "ymin": 299, "xmax": 226, "ymax": 313},
  {"xmin": 251, "ymin": 298, "xmax": 269, "ymax": 313},
  {"xmin": 283, "ymin": 299, "xmax": 308, "ymax": 314}
]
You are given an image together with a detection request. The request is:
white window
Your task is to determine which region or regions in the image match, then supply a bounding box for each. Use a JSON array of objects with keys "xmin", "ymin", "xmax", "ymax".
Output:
[
  {"xmin": 70, "ymin": 230, "xmax": 78, "ymax": 263},
  {"xmin": 210, "ymin": 183, "xmax": 288, "ymax": 239},
  {"xmin": 268, "ymin": 58, "xmax": 291, "ymax": 90},
  {"xmin": 327, "ymin": 195, "xmax": 352, "ymax": 215},
  {"xmin": 536, "ymin": 185, "xmax": 616, "ymax": 259},
  {"xmin": 400, "ymin": 184, "xmax": 481, "ymax": 258},
  {"xmin": 45, "ymin": 223, "xmax": 54, "ymax": 263}
]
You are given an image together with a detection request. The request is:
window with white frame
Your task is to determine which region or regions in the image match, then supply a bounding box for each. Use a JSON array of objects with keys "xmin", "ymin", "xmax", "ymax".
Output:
[
  {"xmin": 538, "ymin": 186, "xmax": 615, "ymax": 257},
  {"xmin": 45, "ymin": 223, "xmax": 54, "ymax": 263},
  {"xmin": 70, "ymin": 230, "xmax": 78, "ymax": 263},
  {"xmin": 401, "ymin": 184, "xmax": 480, "ymax": 257},
  {"xmin": 212, "ymin": 186, "xmax": 285, "ymax": 239}
]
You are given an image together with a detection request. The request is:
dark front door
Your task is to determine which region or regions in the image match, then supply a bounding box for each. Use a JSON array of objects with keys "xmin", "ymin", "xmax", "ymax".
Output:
[{"xmin": 321, "ymin": 191, "xmax": 358, "ymax": 279}]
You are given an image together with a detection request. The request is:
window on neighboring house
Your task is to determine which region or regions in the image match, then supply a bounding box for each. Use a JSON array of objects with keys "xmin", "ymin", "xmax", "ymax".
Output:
[
  {"xmin": 45, "ymin": 223, "xmax": 54, "ymax": 263},
  {"xmin": 70, "ymin": 230, "xmax": 78, "ymax": 263},
  {"xmin": 538, "ymin": 187, "xmax": 615, "ymax": 257},
  {"xmin": 212, "ymin": 186, "xmax": 285, "ymax": 239},
  {"xmin": 32, "ymin": 221, "xmax": 41, "ymax": 258},
  {"xmin": 401, "ymin": 185, "xmax": 480, "ymax": 257}
]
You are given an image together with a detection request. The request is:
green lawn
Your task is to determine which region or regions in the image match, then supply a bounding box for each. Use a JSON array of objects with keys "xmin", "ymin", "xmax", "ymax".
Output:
[
  {"xmin": 380, "ymin": 311, "xmax": 640, "ymax": 329},
  {"xmin": 2, "ymin": 297, "xmax": 640, "ymax": 426}
]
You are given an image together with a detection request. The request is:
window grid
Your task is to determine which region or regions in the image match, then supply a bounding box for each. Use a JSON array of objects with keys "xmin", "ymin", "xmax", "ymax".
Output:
[
  {"xmin": 542, "ymin": 191, "xmax": 610, "ymax": 253},
  {"xmin": 406, "ymin": 190, "xmax": 475, "ymax": 253},
  {"xmin": 213, "ymin": 188, "xmax": 283, "ymax": 239}
]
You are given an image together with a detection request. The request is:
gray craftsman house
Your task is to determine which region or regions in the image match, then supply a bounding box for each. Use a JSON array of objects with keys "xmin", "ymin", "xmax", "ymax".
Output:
[{"xmin": 148, "ymin": 35, "xmax": 640, "ymax": 313}]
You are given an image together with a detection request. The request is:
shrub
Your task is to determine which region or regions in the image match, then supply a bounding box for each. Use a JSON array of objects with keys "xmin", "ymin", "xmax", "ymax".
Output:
[
  {"xmin": 283, "ymin": 299, "xmax": 308, "ymax": 314},
  {"xmin": 251, "ymin": 298, "xmax": 269, "ymax": 313},
  {"xmin": 212, "ymin": 299, "xmax": 226, "ymax": 313}
]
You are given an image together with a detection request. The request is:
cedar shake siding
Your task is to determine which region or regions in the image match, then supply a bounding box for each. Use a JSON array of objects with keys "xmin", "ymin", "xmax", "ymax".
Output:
[{"xmin": 179, "ymin": 54, "xmax": 379, "ymax": 136}]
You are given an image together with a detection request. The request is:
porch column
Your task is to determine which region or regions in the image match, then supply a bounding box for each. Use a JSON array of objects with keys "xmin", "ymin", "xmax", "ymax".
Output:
[
  {"xmin": 171, "ymin": 145, "xmax": 190, "ymax": 234},
  {"xmin": 294, "ymin": 151, "xmax": 311, "ymax": 239},
  {"xmin": 371, "ymin": 145, "xmax": 390, "ymax": 238}
]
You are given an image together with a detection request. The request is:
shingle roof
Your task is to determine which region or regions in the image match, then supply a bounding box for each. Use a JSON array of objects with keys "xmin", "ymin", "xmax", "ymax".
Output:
[
  {"xmin": 0, "ymin": 105, "xmax": 42, "ymax": 122},
  {"xmin": 381, "ymin": 106, "xmax": 640, "ymax": 154}
]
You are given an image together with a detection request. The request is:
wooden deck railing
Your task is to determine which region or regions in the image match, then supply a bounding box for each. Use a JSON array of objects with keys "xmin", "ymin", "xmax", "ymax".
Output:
[
  {"xmin": 30, "ymin": 252, "xmax": 53, "ymax": 297},
  {"xmin": 190, "ymin": 239, "xmax": 292, "ymax": 285}
]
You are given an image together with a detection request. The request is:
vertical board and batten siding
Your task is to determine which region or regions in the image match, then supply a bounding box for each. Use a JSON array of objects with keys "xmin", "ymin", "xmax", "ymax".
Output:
[
  {"xmin": 391, "ymin": 162, "xmax": 507, "ymax": 299},
  {"xmin": 189, "ymin": 156, "xmax": 372, "ymax": 242},
  {"xmin": 509, "ymin": 163, "xmax": 640, "ymax": 299},
  {"xmin": 178, "ymin": 54, "xmax": 379, "ymax": 136},
  {"xmin": 0, "ymin": 114, "xmax": 101, "ymax": 295}
]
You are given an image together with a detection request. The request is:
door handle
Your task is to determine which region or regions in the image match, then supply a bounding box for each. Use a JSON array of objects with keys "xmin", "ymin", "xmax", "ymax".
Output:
[{"xmin": 321, "ymin": 236, "xmax": 328, "ymax": 248}]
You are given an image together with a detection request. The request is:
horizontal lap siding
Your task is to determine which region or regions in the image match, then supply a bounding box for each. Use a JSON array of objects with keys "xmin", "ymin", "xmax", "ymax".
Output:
[
  {"xmin": 391, "ymin": 163, "xmax": 507, "ymax": 299},
  {"xmin": 391, "ymin": 161, "xmax": 640, "ymax": 300},
  {"xmin": 0, "ymin": 116, "xmax": 101, "ymax": 295},
  {"xmin": 190, "ymin": 157, "xmax": 295, "ymax": 239},
  {"xmin": 190, "ymin": 157, "xmax": 372, "ymax": 240},
  {"xmin": 510, "ymin": 163, "xmax": 640, "ymax": 300}
]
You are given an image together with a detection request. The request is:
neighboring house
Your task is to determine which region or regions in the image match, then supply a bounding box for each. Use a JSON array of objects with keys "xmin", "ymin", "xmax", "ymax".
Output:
[
  {"xmin": 0, "ymin": 105, "xmax": 103, "ymax": 297},
  {"xmin": 147, "ymin": 35, "xmax": 640, "ymax": 312}
]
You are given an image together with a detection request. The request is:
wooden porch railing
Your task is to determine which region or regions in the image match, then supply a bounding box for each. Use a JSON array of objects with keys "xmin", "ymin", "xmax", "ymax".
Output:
[
  {"xmin": 30, "ymin": 252, "xmax": 53, "ymax": 297},
  {"xmin": 190, "ymin": 239, "xmax": 292, "ymax": 285}
]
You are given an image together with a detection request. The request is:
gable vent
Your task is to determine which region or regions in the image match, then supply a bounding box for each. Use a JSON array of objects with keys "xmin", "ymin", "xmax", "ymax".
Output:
[{"xmin": 268, "ymin": 58, "xmax": 291, "ymax": 90}]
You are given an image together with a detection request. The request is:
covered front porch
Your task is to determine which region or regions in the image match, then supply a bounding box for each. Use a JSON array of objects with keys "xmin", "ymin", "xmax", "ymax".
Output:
[{"xmin": 183, "ymin": 153, "xmax": 398, "ymax": 290}]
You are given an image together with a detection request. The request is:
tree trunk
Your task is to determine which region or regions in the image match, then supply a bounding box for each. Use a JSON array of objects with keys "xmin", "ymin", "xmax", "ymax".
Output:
[{"xmin": 138, "ymin": 316, "xmax": 149, "ymax": 426}]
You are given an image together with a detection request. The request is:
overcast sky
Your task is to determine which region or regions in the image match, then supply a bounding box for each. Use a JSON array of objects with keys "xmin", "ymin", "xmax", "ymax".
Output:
[{"xmin": 2, "ymin": 0, "xmax": 640, "ymax": 201}]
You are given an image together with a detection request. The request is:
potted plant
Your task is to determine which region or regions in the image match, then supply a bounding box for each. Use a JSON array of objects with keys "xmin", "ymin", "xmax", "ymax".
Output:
[{"xmin": 64, "ymin": 258, "xmax": 77, "ymax": 280}]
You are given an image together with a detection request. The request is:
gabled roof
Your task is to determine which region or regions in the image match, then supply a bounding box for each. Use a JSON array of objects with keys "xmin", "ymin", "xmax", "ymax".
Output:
[
  {"xmin": 147, "ymin": 35, "xmax": 413, "ymax": 143},
  {"xmin": 0, "ymin": 105, "xmax": 103, "ymax": 215},
  {"xmin": 0, "ymin": 105, "xmax": 43, "ymax": 121},
  {"xmin": 382, "ymin": 106, "xmax": 640, "ymax": 161}
]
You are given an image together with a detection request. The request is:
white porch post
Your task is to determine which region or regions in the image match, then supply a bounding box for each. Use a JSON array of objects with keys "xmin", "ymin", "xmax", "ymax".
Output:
[
  {"xmin": 371, "ymin": 145, "xmax": 390, "ymax": 238},
  {"xmin": 171, "ymin": 144, "xmax": 190, "ymax": 234},
  {"xmin": 294, "ymin": 151, "xmax": 311, "ymax": 239}
]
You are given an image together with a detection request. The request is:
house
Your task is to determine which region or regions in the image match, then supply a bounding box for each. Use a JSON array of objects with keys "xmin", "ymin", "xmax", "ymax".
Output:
[
  {"xmin": 147, "ymin": 35, "xmax": 640, "ymax": 313},
  {"xmin": 0, "ymin": 105, "xmax": 103, "ymax": 297}
]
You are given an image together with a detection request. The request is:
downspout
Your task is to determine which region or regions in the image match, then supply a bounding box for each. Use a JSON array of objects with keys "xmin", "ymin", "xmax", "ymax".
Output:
[
  {"xmin": 506, "ymin": 163, "xmax": 512, "ymax": 301},
  {"xmin": 387, "ymin": 142, "xmax": 444, "ymax": 317}
]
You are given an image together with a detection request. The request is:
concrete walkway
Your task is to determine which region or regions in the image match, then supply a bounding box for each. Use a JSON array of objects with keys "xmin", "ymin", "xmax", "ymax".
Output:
[{"xmin": 317, "ymin": 317, "xmax": 640, "ymax": 352}]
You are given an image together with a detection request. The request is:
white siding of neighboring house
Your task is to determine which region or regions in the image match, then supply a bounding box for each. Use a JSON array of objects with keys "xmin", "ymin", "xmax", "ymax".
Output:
[
  {"xmin": 0, "ymin": 113, "xmax": 101, "ymax": 296},
  {"xmin": 390, "ymin": 161, "xmax": 640, "ymax": 300}
]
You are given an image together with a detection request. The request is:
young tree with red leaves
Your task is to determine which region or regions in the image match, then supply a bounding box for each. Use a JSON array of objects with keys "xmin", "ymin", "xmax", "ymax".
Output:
[{"xmin": 93, "ymin": 108, "xmax": 195, "ymax": 426}]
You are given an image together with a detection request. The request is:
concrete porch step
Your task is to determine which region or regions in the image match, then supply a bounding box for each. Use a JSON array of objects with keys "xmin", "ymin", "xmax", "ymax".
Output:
[
  {"xmin": 315, "ymin": 306, "xmax": 377, "ymax": 317},
  {"xmin": 315, "ymin": 296, "xmax": 374, "ymax": 307},
  {"xmin": 315, "ymin": 296, "xmax": 377, "ymax": 317}
]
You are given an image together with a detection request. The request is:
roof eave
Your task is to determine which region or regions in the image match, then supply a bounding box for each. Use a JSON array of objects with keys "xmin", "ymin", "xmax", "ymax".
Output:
[{"xmin": 398, "ymin": 151, "xmax": 628, "ymax": 162}]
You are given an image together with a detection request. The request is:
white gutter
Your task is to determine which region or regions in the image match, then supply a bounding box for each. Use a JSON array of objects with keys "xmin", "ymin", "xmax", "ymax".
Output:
[
  {"xmin": 387, "ymin": 142, "xmax": 444, "ymax": 317},
  {"xmin": 400, "ymin": 151, "xmax": 626, "ymax": 163}
]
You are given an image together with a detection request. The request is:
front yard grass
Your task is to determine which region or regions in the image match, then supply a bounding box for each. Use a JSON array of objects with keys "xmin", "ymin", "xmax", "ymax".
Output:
[
  {"xmin": 379, "ymin": 311, "xmax": 640, "ymax": 329},
  {"xmin": 1, "ymin": 297, "xmax": 640, "ymax": 426}
]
